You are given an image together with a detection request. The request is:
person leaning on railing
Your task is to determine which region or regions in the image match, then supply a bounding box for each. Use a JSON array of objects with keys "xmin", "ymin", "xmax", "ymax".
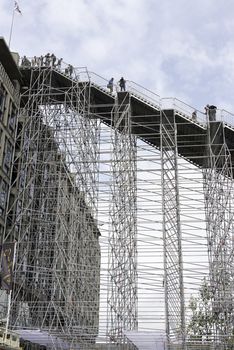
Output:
[{"xmin": 205, "ymin": 104, "xmax": 217, "ymax": 121}]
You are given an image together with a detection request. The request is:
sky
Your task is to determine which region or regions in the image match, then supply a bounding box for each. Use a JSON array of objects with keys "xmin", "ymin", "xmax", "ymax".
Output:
[{"xmin": 1, "ymin": 0, "xmax": 234, "ymax": 112}]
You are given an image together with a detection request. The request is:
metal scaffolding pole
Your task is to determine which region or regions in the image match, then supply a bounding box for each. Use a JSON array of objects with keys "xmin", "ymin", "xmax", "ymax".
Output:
[
  {"xmin": 4, "ymin": 66, "xmax": 101, "ymax": 349},
  {"xmin": 160, "ymin": 109, "xmax": 185, "ymax": 347},
  {"xmin": 203, "ymin": 121, "xmax": 234, "ymax": 349},
  {"xmin": 107, "ymin": 93, "xmax": 138, "ymax": 345}
]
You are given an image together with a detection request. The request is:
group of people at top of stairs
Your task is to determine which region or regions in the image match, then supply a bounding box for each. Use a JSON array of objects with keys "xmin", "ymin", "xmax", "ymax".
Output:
[
  {"xmin": 107, "ymin": 77, "xmax": 126, "ymax": 93},
  {"xmin": 192, "ymin": 104, "xmax": 217, "ymax": 123},
  {"xmin": 20, "ymin": 54, "xmax": 74, "ymax": 77},
  {"xmin": 19, "ymin": 57, "xmax": 219, "ymax": 122}
]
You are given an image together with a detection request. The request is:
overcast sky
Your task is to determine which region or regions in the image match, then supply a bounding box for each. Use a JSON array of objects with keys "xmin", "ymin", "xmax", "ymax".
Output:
[{"xmin": 1, "ymin": 0, "xmax": 234, "ymax": 112}]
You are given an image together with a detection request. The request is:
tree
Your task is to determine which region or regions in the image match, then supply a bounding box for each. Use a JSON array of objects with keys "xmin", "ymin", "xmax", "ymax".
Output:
[
  {"xmin": 187, "ymin": 279, "xmax": 213, "ymax": 343},
  {"xmin": 187, "ymin": 277, "xmax": 234, "ymax": 349}
]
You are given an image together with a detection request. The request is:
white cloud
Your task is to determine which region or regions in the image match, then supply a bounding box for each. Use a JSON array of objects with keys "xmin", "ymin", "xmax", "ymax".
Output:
[{"xmin": 1, "ymin": 0, "xmax": 234, "ymax": 111}]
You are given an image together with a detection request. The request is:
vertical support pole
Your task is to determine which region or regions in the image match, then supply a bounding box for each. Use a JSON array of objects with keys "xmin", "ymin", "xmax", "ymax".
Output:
[
  {"xmin": 203, "ymin": 121, "xmax": 234, "ymax": 348},
  {"xmin": 160, "ymin": 109, "xmax": 185, "ymax": 347},
  {"xmin": 108, "ymin": 92, "xmax": 138, "ymax": 345}
]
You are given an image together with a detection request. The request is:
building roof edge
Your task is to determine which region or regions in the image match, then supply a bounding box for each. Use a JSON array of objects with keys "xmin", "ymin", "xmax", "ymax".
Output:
[{"xmin": 0, "ymin": 37, "xmax": 22, "ymax": 83}]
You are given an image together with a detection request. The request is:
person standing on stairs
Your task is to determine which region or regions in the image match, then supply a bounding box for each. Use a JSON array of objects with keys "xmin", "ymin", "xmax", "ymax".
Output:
[
  {"xmin": 208, "ymin": 105, "xmax": 217, "ymax": 121},
  {"xmin": 119, "ymin": 77, "xmax": 126, "ymax": 92},
  {"xmin": 107, "ymin": 78, "xmax": 114, "ymax": 93},
  {"xmin": 68, "ymin": 64, "xmax": 74, "ymax": 77},
  {"xmin": 45, "ymin": 53, "xmax": 51, "ymax": 66},
  {"xmin": 192, "ymin": 110, "xmax": 197, "ymax": 121},
  {"xmin": 57, "ymin": 58, "xmax": 63, "ymax": 70},
  {"xmin": 51, "ymin": 54, "xmax": 57, "ymax": 67},
  {"xmin": 205, "ymin": 104, "xmax": 217, "ymax": 121}
]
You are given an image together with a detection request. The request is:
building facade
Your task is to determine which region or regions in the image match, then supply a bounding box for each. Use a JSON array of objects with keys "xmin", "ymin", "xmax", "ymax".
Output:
[{"xmin": 0, "ymin": 38, "xmax": 20, "ymax": 241}]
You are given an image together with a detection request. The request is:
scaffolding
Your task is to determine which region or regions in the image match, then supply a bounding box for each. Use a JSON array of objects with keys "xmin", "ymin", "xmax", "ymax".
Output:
[
  {"xmin": 1, "ymin": 57, "xmax": 234, "ymax": 350},
  {"xmin": 107, "ymin": 93, "xmax": 138, "ymax": 344},
  {"xmin": 3, "ymin": 66, "xmax": 101, "ymax": 349},
  {"xmin": 161, "ymin": 109, "xmax": 185, "ymax": 345},
  {"xmin": 203, "ymin": 121, "xmax": 234, "ymax": 348}
]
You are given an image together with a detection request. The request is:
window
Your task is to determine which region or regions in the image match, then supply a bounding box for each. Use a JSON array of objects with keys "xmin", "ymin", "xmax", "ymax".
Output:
[
  {"xmin": 0, "ymin": 86, "xmax": 6, "ymax": 119},
  {"xmin": 3, "ymin": 139, "xmax": 13, "ymax": 175},
  {"xmin": 8, "ymin": 104, "xmax": 17, "ymax": 132},
  {"xmin": 0, "ymin": 178, "xmax": 9, "ymax": 217}
]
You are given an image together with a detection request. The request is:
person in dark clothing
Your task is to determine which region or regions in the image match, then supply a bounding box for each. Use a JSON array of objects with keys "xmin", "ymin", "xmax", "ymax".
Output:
[
  {"xmin": 107, "ymin": 78, "xmax": 114, "ymax": 93},
  {"xmin": 51, "ymin": 54, "xmax": 56, "ymax": 67},
  {"xmin": 45, "ymin": 53, "xmax": 50, "ymax": 67},
  {"xmin": 192, "ymin": 110, "xmax": 197, "ymax": 121},
  {"xmin": 119, "ymin": 77, "xmax": 126, "ymax": 92},
  {"xmin": 68, "ymin": 64, "xmax": 73, "ymax": 76},
  {"xmin": 57, "ymin": 58, "xmax": 63, "ymax": 70},
  {"xmin": 39, "ymin": 55, "xmax": 44, "ymax": 67},
  {"xmin": 205, "ymin": 104, "xmax": 217, "ymax": 121},
  {"xmin": 21, "ymin": 56, "xmax": 31, "ymax": 68},
  {"xmin": 204, "ymin": 104, "xmax": 209, "ymax": 115}
]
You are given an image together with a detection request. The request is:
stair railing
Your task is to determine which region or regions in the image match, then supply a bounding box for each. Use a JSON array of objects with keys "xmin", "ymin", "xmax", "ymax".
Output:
[
  {"xmin": 19, "ymin": 58, "xmax": 234, "ymax": 128},
  {"xmin": 161, "ymin": 97, "xmax": 206, "ymax": 126},
  {"xmin": 219, "ymin": 109, "xmax": 234, "ymax": 128},
  {"xmin": 127, "ymin": 80, "xmax": 161, "ymax": 107}
]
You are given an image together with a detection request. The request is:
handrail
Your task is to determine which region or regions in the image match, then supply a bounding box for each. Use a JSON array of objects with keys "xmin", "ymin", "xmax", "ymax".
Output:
[
  {"xmin": 88, "ymin": 71, "xmax": 109, "ymax": 84},
  {"xmin": 221, "ymin": 109, "xmax": 234, "ymax": 116},
  {"xmin": 126, "ymin": 82, "xmax": 206, "ymax": 126},
  {"xmin": 219, "ymin": 109, "xmax": 234, "ymax": 128},
  {"xmin": 161, "ymin": 97, "xmax": 207, "ymax": 125},
  {"xmin": 127, "ymin": 80, "xmax": 160, "ymax": 107},
  {"xmin": 127, "ymin": 80, "xmax": 160, "ymax": 99},
  {"xmin": 88, "ymin": 71, "xmax": 119, "ymax": 94},
  {"xmin": 162, "ymin": 96, "xmax": 204, "ymax": 115}
]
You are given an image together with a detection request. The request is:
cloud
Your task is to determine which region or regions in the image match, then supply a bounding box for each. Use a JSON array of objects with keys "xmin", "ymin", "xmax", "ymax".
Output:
[{"xmin": 1, "ymin": 0, "xmax": 234, "ymax": 111}]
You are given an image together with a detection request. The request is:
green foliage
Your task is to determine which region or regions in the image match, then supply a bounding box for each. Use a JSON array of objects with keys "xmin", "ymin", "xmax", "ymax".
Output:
[
  {"xmin": 187, "ymin": 279, "xmax": 213, "ymax": 342},
  {"xmin": 187, "ymin": 277, "xmax": 234, "ymax": 348}
]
